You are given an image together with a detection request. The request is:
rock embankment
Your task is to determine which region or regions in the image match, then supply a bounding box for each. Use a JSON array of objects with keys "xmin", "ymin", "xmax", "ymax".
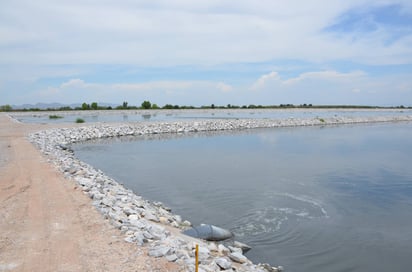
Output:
[{"xmin": 28, "ymin": 115, "xmax": 412, "ymax": 271}]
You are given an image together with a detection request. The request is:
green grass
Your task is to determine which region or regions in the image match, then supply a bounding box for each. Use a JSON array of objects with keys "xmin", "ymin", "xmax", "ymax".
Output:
[
  {"xmin": 49, "ymin": 115, "xmax": 63, "ymax": 119},
  {"xmin": 75, "ymin": 118, "xmax": 85, "ymax": 123},
  {"xmin": 318, "ymin": 118, "xmax": 325, "ymax": 123}
]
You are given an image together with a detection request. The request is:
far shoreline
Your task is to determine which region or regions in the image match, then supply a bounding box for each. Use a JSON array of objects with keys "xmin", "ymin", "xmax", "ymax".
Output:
[{"xmin": 8, "ymin": 108, "xmax": 412, "ymax": 125}]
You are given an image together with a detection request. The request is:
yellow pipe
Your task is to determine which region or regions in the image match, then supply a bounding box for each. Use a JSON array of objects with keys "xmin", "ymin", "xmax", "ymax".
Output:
[{"xmin": 195, "ymin": 244, "xmax": 199, "ymax": 272}]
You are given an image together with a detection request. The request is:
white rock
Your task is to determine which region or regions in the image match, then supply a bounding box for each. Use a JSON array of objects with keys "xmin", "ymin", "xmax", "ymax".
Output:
[
  {"xmin": 144, "ymin": 211, "xmax": 160, "ymax": 222},
  {"xmin": 218, "ymin": 244, "xmax": 230, "ymax": 255},
  {"xmin": 229, "ymin": 252, "xmax": 248, "ymax": 264},
  {"xmin": 148, "ymin": 246, "xmax": 170, "ymax": 257},
  {"xmin": 165, "ymin": 254, "xmax": 178, "ymax": 262},
  {"xmin": 215, "ymin": 257, "xmax": 232, "ymax": 270},
  {"xmin": 207, "ymin": 242, "xmax": 218, "ymax": 252},
  {"xmin": 228, "ymin": 245, "xmax": 242, "ymax": 253},
  {"xmin": 128, "ymin": 214, "xmax": 139, "ymax": 221},
  {"xmin": 233, "ymin": 241, "xmax": 252, "ymax": 253},
  {"xmin": 124, "ymin": 236, "xmax": 135, "ymax": 243}
]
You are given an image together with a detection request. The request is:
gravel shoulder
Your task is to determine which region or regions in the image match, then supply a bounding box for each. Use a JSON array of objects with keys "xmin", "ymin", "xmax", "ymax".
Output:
[{"xmin": 0, "ymin": 113, "xmax": 178, "ymax": 272}]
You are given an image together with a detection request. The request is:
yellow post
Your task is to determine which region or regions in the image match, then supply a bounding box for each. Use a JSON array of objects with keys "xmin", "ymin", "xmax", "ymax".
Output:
[{"xmin": 195, "ymin": 244, "xmax": 199, "ymax": 272}]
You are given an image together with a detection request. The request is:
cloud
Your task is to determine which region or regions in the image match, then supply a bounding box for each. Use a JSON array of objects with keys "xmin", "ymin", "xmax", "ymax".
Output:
[
  {"xmin": 60, "ymin": 78, "xmax": 86, "ymax": 89},
  {"xmin": 248, "ymin": 69, "xmax": 412, "ymax": 105},
  {"xmin": 33, "ymin": 78, "xmax": 239, "ymax": 105},
  {"xmin": 251, "ymin": 70, "xmax": 366, "ymax": 91},
  {"xmin": 251, "ymin": 72, "xmax": 280, "ymax": 91},
  {"xmin": 1, "ymin": 1, "xmax": 411, "ymax": 66},
  {"xmin": 283, "ymin": 70, "xmax": 366, "ymax": 85},
  {"xmin": 216, "ymin": 82, "xmax": 233, "ymax": 92},
  {"xmin": 1, "ymin": 1, "xmax": 412, "ymax": 106}
]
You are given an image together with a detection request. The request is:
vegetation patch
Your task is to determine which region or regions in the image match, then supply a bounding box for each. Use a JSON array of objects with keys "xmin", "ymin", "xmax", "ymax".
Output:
[
  {"xmin": 49, "ymin": 115, "xmax": 63, "ymax": 119},
  {"xmin": 75, "ymin": 118, "xmax": 85, "ymax": 123}
]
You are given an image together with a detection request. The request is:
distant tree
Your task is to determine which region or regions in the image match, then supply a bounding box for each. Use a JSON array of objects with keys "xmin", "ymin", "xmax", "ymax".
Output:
[
  {"xmin": 91, "ymin": 102, "xmax": 98, "ymax": 110},
  {"xmin": 181, "ymin": 105, "xmax": 195, "ymax": 109},
  {"xmin": 0, "ymin": 105, "xmax": 12, "ymax": 112},
  {"xmin": 81, "ymin": 103, "xmax": 90, "ymax": 110},
  {"xmin": 163, "ymin": 104, "xmax": 174, "ymax": 109},
  {"xmin": 211, "ymin": 104, "xmax": 215, "ymax": 109},
  {"xmin": 122, "ymin": 101, "xmax": 128, "ymax": 109},
  {"xmin": 152, "ymin": 103, "xmax": 159, "ymax": 109},
  {"xmin": 141, "ymin": 100, "xmax": 151, "ymax": 109},
  {"xmin": 59, "ymin": 106, "xmax": 72, "ymax": 111},
  {"xmin": 173, "ymin": 105, "xmax": 180, "ymax": 109}
]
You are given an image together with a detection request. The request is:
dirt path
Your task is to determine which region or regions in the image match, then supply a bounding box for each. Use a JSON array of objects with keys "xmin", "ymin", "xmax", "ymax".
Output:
[{"xmin": 0, "ymin": 114, "xmax": 179, "ymax": 272}]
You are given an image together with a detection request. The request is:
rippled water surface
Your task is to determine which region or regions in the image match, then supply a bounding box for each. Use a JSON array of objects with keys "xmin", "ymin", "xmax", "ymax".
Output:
[{"xmin": 73, "ymin": 122, "xmax": 412, "ymax": 272}]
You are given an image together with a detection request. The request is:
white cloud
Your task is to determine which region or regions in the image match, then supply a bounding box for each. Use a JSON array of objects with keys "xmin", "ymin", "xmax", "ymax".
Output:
[
  {"xmin": 251, "ymin": 72, "xmax": 280, "ymax": 91},
  {"xmin": 248, "ymin": 70, "xmax": 412, "ymax": 105},
  {"xmin": 1, "ymin": 1, "xmax": 411, "ymax": 106},
  {"xmin": 33, "ymin": 78, "xmax": 239, "ymax": 105},
  {"xmin": 1, "ymin": 0, "xmax": 411, "ymax": 66},
  {"xmin": 283, "ymin": 70, "xmax": 366, "ymax": 85},
  {"xmin": 251, "ymin": 70, "xmax": 366, "ymax": 91},
  {"xmin": 60, "ymin": 78, "xmax": 86, "ymax": 89},
  {"xmin": 216, "ymin": 82, "xmax": 233, "ymax": 92}
]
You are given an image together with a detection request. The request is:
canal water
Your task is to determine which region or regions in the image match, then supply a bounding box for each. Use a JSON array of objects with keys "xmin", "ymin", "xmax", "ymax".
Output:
[
  {"xmin": 13, "ymin": 108, "xmax": 411, "ymax": 123},
  {"xmin": 73, "ymin": 122, "xmax": 412, "ymax": 272}
]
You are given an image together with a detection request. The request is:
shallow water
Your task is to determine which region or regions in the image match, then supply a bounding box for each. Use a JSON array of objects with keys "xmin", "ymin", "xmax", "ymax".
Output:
[
  {"xmin": 73, "ymin": 122, "xmax": 412, "ymax": 271},
  {"xmin": 13, "ymin": 109, "xmax": 411, "ymax": 123}
]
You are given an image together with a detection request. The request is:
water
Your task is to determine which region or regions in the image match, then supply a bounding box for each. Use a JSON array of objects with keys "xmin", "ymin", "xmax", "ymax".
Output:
[
  {"xmin": 73, "ymin": 122, "xmax": 412, "ymax": 271},
  {"xmin": 12, "ymin": 108, "xmax": 411, "ymax": 123}
]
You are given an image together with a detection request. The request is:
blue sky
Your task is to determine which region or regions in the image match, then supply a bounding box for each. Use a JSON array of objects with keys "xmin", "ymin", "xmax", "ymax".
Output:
[{"xmin": 1, "ymin": 0, "xmax": 412, "ymax": 107}]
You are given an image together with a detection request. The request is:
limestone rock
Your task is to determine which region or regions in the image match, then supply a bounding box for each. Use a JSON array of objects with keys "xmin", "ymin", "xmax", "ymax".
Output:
[
  {"xmin": 229, "ymin": 252, "xmax": 248, "ymax": 264},
  {"xmin": 215, "ymin": 257, "xmax": 232, "ymax": 270},
  {"xmin": 233, "ymin": 240, "xmax": 252, "ymax": 253},
  {"xmin": 148, "ymin": 246, "xmax": 170, "ymax": 257},
  {"xmin": 218, "ymin": 244, "xmax": 230, "ymax": 255},
  {"xmin": 166, "ymin": 254, "xmax": 178, "ymax": 262}
]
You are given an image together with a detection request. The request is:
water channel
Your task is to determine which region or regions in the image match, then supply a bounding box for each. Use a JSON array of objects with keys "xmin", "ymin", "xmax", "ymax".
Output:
[{"xmin": 73, "ymin": 122, "xmax": 412, "ymax": 272}]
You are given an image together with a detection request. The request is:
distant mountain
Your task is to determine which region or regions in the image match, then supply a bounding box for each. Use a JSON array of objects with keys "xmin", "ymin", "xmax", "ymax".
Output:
[{"xmin": 12, "ymin": 102, "xmax": 118, "ymax": 110}]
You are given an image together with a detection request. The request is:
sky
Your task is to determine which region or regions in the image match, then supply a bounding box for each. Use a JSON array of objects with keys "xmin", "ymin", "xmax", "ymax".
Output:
[{"xmin": 1, "ymin": 0, "xmax": 412, "ymax": 107}]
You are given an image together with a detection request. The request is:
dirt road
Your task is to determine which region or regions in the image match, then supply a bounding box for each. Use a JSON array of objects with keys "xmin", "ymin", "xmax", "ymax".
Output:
[{"xmin": 0, "ymin": 114, "xmax": 179, "ymax": 271}]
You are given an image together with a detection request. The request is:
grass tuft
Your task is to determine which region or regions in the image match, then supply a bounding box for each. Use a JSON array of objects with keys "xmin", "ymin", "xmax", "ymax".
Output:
[{"xmin": 49, "ymin": 115, "xmax": 63, "ymax": 119}]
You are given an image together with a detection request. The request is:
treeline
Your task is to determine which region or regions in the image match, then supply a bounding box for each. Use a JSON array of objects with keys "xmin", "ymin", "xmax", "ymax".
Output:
[{"xmin": 1, "ymin": 101, "xmax": 411, "ymax": 112}]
